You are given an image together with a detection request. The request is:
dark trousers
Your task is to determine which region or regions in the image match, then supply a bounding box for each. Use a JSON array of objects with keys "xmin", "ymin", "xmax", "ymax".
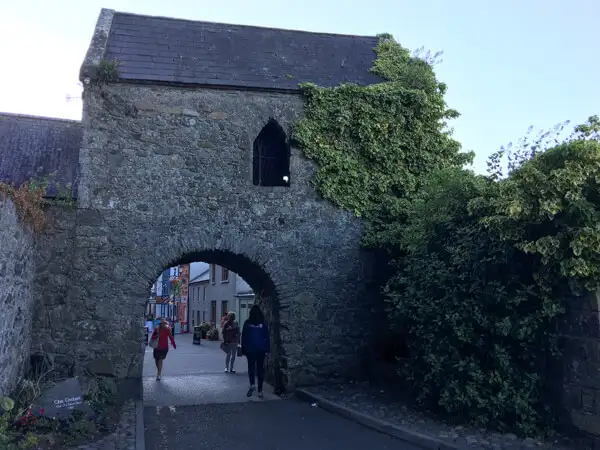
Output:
[{"xmin": 246, "ymin": 352, "xmax": 266, "ymax": 391}]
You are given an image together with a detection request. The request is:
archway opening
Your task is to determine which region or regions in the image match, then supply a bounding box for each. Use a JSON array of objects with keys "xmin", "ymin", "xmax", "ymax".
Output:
[
  {"xmin": 142, "ymin": 250, "xmax": 286, "ymax": 395},
  {"xmin": 252, "ymin": 118, "xmax": 291, "ymax": 187}
]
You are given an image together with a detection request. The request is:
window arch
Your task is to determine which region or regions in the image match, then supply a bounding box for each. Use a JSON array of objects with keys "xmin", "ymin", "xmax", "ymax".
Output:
[{"xmin": 252, "ymin": 118, "xmax": 291, "ymax": 187}]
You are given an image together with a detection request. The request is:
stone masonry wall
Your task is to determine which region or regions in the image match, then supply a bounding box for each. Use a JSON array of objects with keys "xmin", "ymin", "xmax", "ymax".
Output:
[
  {"xmin": 0, "ymin": 198, "xmax": 35, "ymax": 396},
  {"xmin": 561, "ymin": 291, "xmax": 600, "ymax": 448},
  {"xmin": 31, "ymin": 83, "xmax": 374, "ymax": 391},
  {"xmin": 30, "ymin": 206, "xmax": 77, "ymax": 378}
]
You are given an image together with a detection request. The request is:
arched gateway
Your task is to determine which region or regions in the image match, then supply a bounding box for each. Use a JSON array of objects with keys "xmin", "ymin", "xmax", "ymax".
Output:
[{"xmin": 1, "ymin": 9, "xmax": 384, "ymax": 392}]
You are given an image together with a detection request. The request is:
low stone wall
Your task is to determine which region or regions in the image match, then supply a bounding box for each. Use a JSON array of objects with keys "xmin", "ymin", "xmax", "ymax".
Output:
[
  {"xmin": 561, "ymin": 291, "xmax": 600, "ymax": 448},
  {"xmin": 0, "ymin": 198, "xmax": 35, "ymax": 396}
]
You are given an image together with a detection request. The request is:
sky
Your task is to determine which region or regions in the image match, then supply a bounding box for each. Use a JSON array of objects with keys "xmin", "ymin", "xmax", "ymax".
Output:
[{"xmin": 0, "ymin": 0, "xmax": 597, "ymax": 173}]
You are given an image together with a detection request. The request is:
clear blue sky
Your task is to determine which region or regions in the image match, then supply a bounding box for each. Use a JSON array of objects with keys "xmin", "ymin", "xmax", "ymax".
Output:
[{"xmin": 0, "ymin": 0, "xmax": 597, "ymax": 173}]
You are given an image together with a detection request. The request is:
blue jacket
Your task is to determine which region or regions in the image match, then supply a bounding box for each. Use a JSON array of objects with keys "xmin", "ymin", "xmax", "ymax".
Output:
[{"xmin": 241, "ymin": 321, "xmax": 270, "ymax": 354}]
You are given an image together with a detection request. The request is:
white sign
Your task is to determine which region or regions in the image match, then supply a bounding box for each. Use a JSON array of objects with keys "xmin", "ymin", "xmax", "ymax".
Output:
[{"xmin": 53, "ymin": 396, "xmax": 83, "ymax": 409}]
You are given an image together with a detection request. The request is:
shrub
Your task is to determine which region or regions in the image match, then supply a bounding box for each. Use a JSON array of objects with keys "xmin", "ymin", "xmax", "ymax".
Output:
[
  {"xmin": 0, "ymin": 181, "xmax": 48, "ymax": 232},
  {"xmin": 0, "ymin": 371, "xmax": 120, "ymax": 448},
  {"xmin": 385, "ymin": 117, "xmax": 600, "ymax": 435},
  {"xmin": 0, "ymin": 178, "xmax": 76, "ymax": 232}
]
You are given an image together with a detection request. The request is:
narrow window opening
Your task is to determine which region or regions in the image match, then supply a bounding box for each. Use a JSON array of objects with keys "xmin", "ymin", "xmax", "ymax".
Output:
[{"xmin": 252, "ymin": 118, "xmax": 291, "ymax": 187}]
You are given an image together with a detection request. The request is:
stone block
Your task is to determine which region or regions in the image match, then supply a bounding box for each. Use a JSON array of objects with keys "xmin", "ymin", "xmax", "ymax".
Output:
[
  {"xmin": 568, "ymin": 291, "xmax": 600, "ymax": 313},
  {"xmin": 572, "ymin": 409, "xmax": 600, "ymax": 436},
  {"xmin": 561, "ymin": 308, "xmax": 600, "ymax": 338},
  {"xmin": 86, "ymin": 356, "xmax": 117, "ymax": 377}
]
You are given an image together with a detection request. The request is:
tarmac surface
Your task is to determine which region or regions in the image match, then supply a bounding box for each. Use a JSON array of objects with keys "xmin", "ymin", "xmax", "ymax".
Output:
[{"xmin": 142, "ymin": 333, "xmax": 420, "ymax": 449}]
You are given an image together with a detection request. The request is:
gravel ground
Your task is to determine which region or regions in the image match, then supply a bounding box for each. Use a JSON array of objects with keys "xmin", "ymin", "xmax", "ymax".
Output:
[{"xmin": 303, "ymin": 382, "xmax": 577, "ymax": 450}]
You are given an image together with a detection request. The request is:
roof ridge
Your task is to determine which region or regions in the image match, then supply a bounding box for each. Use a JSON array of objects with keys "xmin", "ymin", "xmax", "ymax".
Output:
[
  {"xmin": 113, "ymin": 10, "xmax": 380, "ymax": 41},
  {"xmin": 0, "ymin": 112, "xmax": 81, "ymax": 124}
]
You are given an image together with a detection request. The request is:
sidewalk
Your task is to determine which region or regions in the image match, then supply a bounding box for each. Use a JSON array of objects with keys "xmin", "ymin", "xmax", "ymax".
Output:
[
  {"xmin": 142, "ymin": 333, "xmax": 280, "ymax": 406},
  {"xmin": 296, "ymin": 382, "xmax": 575, "ymax": 450}
]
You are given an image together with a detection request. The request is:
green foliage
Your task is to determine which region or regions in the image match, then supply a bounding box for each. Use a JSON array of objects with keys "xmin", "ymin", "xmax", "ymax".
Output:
[
  {"xmin": 0, "ymin": 397, "xmax": 15, "ymax": 413},
  {"xmin": 386, "ymin": 116, "xmax": 600, "ymax": 435},
  {"xmin": 293, "ymin": 35, "xmax": 472, "ymax": 219},
  {"xmin": 290, "ymin": 21, "xmax": 600, "ymax": 437},
  {"xmin": 96, "ymin": 59, "xmax": 120, "ymax": 84},
  {"xmin": 291, "ymin": 34, "xmax": 600, "ymax": 435}
]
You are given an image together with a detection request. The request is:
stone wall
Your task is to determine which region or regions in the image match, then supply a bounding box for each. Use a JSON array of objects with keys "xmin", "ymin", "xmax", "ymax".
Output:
[
  {"xmin": 31, "ymin": 82, "xmax": 375, "ymax": 391},
  {"xmin": 0, "ymin": 198, "xmax": 35, "ymax": 396},
  {"xmin": 561, "ymin": 291, "xmax": 600, "ymax": 448},
  {"xmin": 30, "ymin": 206, "xmax": 77, "ymax": 378}
]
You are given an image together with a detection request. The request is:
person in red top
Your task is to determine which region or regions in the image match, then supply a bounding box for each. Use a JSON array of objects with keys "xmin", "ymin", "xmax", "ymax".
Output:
[{"xmin": 150, "ymin": 318, "xmax": 176, "ymax": 380}]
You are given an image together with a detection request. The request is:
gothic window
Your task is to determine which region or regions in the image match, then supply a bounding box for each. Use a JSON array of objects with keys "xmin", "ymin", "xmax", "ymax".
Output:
[{"xmin": 252, "ymin": 118, "xmax": 291, "ymax": 187}]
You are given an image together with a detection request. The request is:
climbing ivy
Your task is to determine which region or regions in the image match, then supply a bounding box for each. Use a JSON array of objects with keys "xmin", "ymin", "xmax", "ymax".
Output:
[{"xmin": 293, "ymin": 34, "xmax": 473, "ymax": 218}]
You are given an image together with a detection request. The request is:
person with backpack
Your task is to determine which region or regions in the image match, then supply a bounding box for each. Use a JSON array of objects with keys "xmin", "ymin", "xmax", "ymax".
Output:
[{"xmin": 241, "ymin": 304, "xmax": 270, "ymax": 398}]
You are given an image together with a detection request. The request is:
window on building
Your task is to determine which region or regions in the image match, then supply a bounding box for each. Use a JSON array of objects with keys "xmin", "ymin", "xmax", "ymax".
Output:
[
  {"xmin": 197, "ymin": 311, "xmax": 200, "ymax": 325},
  {"xmin": 211, "ymin": 301, "xmax": 217, "ymax": 324},
  {"xmin": 252, "ymin": 118, "xmax": 291, "ymax": 187},
  {"xmin": 203, "ymin": 311, "xmax": 206, "ymax": 321},
  {"xmin": 210, "ymin": 265, "xmax": 216, "ymax": 284},
  {"xmin": 221, "ymin": 267, "xmax": 229, "ymax": 283}
]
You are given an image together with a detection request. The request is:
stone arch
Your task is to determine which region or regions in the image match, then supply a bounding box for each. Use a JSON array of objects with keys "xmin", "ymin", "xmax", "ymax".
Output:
[
  {"xmin": 125, "ymin": 232, "xmax": 291, "ymax": 394},
  {"xmin": 252, "ymin": 118, "xmax": 291, "ymax": 187}
]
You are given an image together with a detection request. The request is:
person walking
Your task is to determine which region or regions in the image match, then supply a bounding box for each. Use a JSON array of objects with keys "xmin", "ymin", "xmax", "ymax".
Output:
[
  {"xmin": 149, "ymin": 318, "xmax": 176, "ymax": 380},
  {"xmin": 222, "ymin": 311, "xmax": 241, "ymax": 373},
  {"xmin": 241, "ymin": 305, "xmax": 270, "ymax": 398}
]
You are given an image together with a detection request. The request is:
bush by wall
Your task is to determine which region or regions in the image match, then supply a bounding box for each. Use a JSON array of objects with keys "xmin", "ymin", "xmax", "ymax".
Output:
[{"xmin": 384, "ymin": 117, "xmax": 600, "ymax": 435}]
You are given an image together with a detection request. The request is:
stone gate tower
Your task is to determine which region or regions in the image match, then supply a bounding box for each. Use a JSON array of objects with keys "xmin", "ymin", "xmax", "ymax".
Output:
[{"xmin": 10, "ymin": 9, "xmax": 384, "ymax": 392}]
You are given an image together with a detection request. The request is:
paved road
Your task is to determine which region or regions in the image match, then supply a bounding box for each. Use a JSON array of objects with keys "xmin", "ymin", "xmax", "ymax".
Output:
[
  {"xmin": 142, "ymin": 333, "xmax": 420, "ymax": 449},
  {"xmin": 144, "ymin": 400, "xmax": 419, "ymax": 450}
]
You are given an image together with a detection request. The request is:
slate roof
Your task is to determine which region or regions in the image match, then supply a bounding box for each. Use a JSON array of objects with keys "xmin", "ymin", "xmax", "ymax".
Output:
[
  {"xmin": 0, "ymin": 113, "xmax": 81, "ymax": 198},
  {"xmin": 189, "ymin": 269, "xmax": 210, "ymax": 284},
  {"xmin": 103, "ymin": 11, "xmax": 382, "ymax": 90},
  {"xmin": 189, "ymin": 262, "xmax": 209, "ymax": 281}
]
